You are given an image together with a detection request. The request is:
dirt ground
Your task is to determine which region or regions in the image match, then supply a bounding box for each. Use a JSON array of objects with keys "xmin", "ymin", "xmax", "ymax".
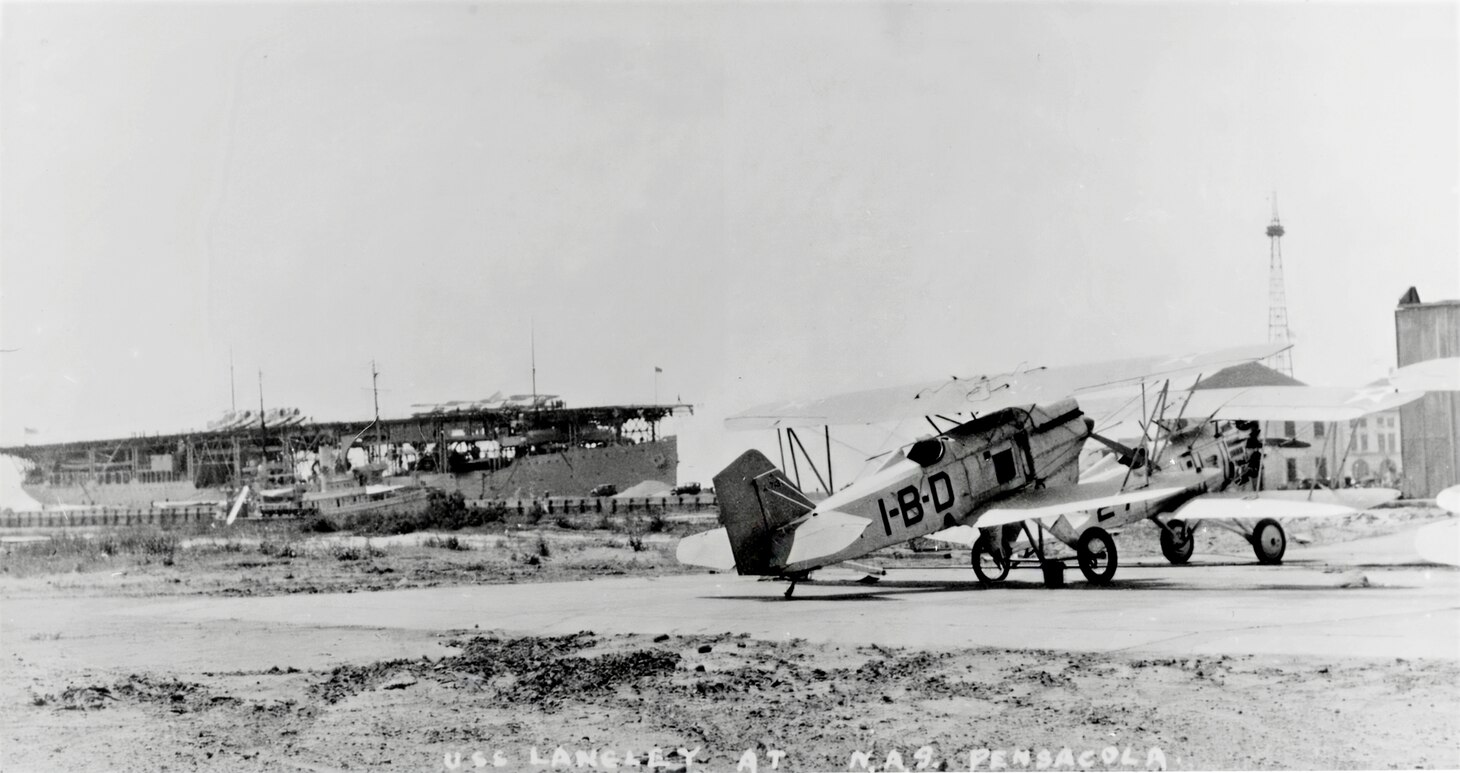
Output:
[
  {"xmin": 4, "ymin": 629, "xmax": 1457, "ymax": 772},
  {"xmin": 0, "ymin": 523, "xmax": 699, "ymax": 599},
  {"xmin": 2, "ymin": 508, "xmax": 1457, "ymax": 772}
]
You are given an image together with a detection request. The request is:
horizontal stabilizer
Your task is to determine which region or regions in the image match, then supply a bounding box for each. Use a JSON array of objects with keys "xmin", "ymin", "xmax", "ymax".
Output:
[
  {"xmin": 1173, "ymin": 493, "xmax": 1353, "ymax": 521},
  {"xmin": 972, "ymin": 473, "xmax": 1206, "ymax": 529},
  {"xmin": 927, "ymin": 525, "xmax": 980, "ymax": 547},
  {"xmin": 1437, "ymin": 484, "xmax": 1460, "ymax": 515},
  {"xmin": 676, "ymin": 528, "xmax": 736, "ymax": 571},
  {"xmin": 786, "ymin": 510, "xmax": 872, "ymax": 565}
]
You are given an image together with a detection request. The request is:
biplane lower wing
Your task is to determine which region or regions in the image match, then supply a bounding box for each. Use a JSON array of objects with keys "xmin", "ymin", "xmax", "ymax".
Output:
[
  {"xmin": 1172, "ymin": 493, "xmax": 1357, "ymax": 520},
  {"xmin": 970, "ymin": 473, "xmax": 1209, "ymax": 529}
]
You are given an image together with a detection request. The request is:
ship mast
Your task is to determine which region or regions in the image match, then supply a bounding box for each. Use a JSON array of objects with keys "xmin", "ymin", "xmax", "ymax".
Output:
[{"xmin": 371, "ymin": 360, "xmax": 382, "ymax": 462}]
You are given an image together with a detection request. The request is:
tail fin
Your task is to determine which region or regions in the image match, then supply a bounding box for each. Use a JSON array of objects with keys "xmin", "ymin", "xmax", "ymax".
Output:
[{"xmin": 712, "ymin": 449, "xmax": 814, "ymax": 575}]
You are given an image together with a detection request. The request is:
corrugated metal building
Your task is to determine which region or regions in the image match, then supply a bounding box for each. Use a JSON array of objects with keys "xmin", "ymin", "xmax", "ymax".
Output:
[{"xmin": 1395, "ymin": 288, "xmax": 1460, "ymax": 498}]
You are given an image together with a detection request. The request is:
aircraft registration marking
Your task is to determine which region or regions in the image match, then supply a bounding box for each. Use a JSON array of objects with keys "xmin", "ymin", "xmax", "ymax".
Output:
[{"xmin": 877, "ymin": 471, "xmax": 956, "ymax": 536}]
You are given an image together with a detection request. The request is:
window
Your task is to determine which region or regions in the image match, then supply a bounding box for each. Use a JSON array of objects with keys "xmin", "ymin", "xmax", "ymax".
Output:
[
  {"xmin": 1313, "ymin": 422, "xmax": 1325, "ymax": 438},
  {"xmin": 1286, "ymin": 458, "xmax": 1299, "ymax": 483},
  {"xmin": 1283, "ymin": 421, "xmax": 1297, "ymax": 437},
  {"xmin": 1357, "ymin": 418, "xmax": 1367, "ymax": 429},
  {"xmin": 1316, "ymin": 457, "xmax": 1329, "ymax": 480},
  {"xmin": 991, "ymin": 448, "xmax": 1016, "ymax": 485},
  {"xmin": 1360, "ymin": 434, "xmax": 1369, "ymax": 452}
]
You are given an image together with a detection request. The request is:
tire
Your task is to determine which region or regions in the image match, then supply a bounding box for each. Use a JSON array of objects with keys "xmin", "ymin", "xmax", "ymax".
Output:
[
  {"xmin": 1077, "ymin": 527, "xmax": 1119, "ymax": 585},
  {"xmin": 1251, "ymin": 518, "xmax": 1286, "ymax": 564},
  {"xmin": 971, "ymin": 534, "xmax": 1010, "ymax": 586},
  {"xmin": 1159, "ymin": 518, "xmax": 1195, "ymax": 565}
]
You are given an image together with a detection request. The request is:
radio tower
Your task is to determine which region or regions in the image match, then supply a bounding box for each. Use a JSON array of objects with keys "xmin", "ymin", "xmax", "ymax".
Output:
[{"xmin": 1265, "ymin": 195, "xmax": 1294, "ymax": 377}]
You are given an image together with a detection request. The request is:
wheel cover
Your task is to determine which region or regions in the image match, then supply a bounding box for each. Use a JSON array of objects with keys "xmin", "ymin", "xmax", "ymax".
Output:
[
  {"xmin": 1259, "ymin": 525, "xmax": 1284, "ymax": 555},
  {"xmin": 1084, "ymin": 535, "xmax": 1110, "ymax": 570}
]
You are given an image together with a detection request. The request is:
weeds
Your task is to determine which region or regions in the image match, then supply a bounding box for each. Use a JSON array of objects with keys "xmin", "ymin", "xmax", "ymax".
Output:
[
  {"xmin": 0, "ymin": 530, "xmax": 179, "ymax": 576},
  {"xmin": 331, "ymin": 541, "xmax": 386, "ymax": 561},
  {"xmin": 341, "ymin": 491, "xmax": 506, "ymax": 536},
  {"xmin": 537, "ymin": 535, "xmax": 551, "ymax": 558},
  {"xmin": 422, "ymin": 535, "xmax": 469, "ymax": 551},
  {"xmin": 258, "ymin": 540, "xmax": 299, "ymax": 559}
]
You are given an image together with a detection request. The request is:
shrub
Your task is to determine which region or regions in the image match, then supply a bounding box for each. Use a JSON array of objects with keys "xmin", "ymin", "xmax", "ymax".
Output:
[
  {"xmin": 536, "ymin": 535, "xmax": 551, "ymax": 558},
  {"xmin": 647, "ymin": 512, "xmax": 668, "ymax": 533},
  {"xmin": 301, "ymin": 516, "xmax": 337, "ymax": 534},
  {"xmin": 258, "ymin": 540, "xmax": 299, "ymax": 558},
  {"xmin": 422, "ymin": 535, "xmax": 469, "ymax": 551}
]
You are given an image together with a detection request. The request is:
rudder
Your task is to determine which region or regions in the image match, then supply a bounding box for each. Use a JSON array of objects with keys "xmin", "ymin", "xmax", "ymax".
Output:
[{"xmin": 712, "ymin": 449, "xmax": 814, "ymax": 575}]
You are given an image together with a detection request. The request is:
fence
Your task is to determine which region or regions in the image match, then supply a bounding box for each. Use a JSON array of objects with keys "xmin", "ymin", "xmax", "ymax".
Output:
[
  {"xmin": 0, "ymin": 505, "xmax": 220, "ymax": 528},
  {"xmin": 468, "ymin": 494, "xmax": 717, "ymax": 516}
]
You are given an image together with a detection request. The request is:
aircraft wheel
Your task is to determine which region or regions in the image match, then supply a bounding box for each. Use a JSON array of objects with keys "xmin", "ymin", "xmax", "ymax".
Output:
[
  {"xmin": 971, "ymin": 535, "xmax": 1010, "ymax": 586},
  {"xmin": 1077, "ymin": 527, "xmax": 1119, "ymax": 585},
  {"xmin": 1159, "ymin": 518, "xmax": 1195, "ymax": 565},
  {"xmin": 1251, "ymin": 518, "xmax": 1286, "ymax": 564}
]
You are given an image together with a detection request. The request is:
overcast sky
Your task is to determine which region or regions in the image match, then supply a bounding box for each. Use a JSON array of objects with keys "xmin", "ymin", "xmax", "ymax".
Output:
[{"xmin": 2, "ymin": 1, "xmax": 1456, "ymax": 483}]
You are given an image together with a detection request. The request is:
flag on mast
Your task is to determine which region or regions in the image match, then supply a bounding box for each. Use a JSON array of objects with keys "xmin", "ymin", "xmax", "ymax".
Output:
[{"xmin": 654, "ymin": 366, "xmax": 663, "ymax": 373}]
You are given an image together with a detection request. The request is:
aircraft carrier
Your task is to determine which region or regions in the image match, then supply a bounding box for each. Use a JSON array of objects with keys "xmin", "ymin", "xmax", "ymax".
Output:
[{"xmin": 2, "ymin": 397, "xmax": 689, "ymax": 509}]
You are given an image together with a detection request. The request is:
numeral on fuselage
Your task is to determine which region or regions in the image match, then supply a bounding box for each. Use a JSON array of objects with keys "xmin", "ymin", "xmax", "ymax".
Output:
[{"xmin": 877, "ymin": 471, "xmax": 956, "ymax": 536}]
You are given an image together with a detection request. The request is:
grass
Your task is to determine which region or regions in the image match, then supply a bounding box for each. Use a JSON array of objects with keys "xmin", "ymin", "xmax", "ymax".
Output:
[{"xmin": 0, "ymin": 530, "xmax": 179, "ymax": 576}]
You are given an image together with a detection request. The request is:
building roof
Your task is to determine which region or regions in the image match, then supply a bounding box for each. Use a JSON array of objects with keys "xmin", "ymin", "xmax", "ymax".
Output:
[{"xmin": 1192, "ymin": 361, "xmax": 1305, "ymax": 389}]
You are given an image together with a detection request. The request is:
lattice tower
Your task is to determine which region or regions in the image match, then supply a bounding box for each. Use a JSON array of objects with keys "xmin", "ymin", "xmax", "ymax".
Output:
[{"xmin": 1266, "ymin": 198, "xmax": 1293, "ymax": 377}]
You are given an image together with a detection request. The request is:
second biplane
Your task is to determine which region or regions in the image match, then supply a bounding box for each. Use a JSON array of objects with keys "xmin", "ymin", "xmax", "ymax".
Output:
[{"xmin": 677, "ymin": 344, "xmax": 1457, "ymax": 595}]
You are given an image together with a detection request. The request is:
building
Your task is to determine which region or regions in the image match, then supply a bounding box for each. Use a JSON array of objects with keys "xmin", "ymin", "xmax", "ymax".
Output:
[
  {"xmin": 1192, "ymin": 362, "xmax": 1402, "ymax": 490},
  {"xmin": 1396, "ymin": 288, "xmax": 1460, "ymax": 498}
]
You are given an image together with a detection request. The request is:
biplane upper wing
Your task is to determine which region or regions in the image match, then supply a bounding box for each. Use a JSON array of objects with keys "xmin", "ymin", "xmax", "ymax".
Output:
[
  {"xmin": 726, "ymin": 343, "xmax": 1289, "ymax": 430},
  {"xmin": 1174, "ymin": 357, "xmax": 1459, "ymax": 423}
]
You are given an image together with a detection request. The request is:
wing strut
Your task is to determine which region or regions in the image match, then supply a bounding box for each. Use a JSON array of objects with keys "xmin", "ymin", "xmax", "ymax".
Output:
[{"xmin": 785, "ymin": 427, "xmax": 832, "ymax": 495}]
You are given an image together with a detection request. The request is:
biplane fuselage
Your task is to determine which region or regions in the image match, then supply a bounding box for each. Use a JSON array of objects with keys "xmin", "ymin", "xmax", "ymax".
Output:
[
  {"xmin": 683, "ymin": 346, "xmax": 1447, "ymax": 590},
  {"xmin": 709, "ymin": 399, "xmax": 1259, "ymax": 580},
  {"xmin": 776, "ymin": 400, "xmax": 1090, "ymax": 573}
]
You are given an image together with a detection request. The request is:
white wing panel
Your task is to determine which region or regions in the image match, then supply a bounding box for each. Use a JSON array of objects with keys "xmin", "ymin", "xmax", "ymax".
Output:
[
  {"xmin": 971, "ymin": 473, "xmax": 1207, "ymax": 529},
  {"xmin": 726, "ymin": 343, "xmax": 1287, "ymax": 430}
]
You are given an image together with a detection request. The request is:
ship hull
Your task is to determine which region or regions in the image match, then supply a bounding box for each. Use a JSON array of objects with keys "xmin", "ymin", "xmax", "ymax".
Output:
[
  {"xmin": 17, "ymin": 437, "xmax": 679, "ymax": 508},
  {"xmin": 403, "ymin": 437, "xmax": 678, "ymax": 499}
]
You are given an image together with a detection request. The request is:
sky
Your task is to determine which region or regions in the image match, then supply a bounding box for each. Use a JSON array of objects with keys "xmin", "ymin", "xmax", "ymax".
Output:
[{"xmin": 1, "ymin": 1, "xmax": 1457, "ymax": 485}]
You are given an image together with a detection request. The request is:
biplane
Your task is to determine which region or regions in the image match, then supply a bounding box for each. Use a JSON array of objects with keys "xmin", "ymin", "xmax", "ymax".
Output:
[{"xmin": 677, "ymin": 344, "xmax": 1459, "ymax": 596}]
